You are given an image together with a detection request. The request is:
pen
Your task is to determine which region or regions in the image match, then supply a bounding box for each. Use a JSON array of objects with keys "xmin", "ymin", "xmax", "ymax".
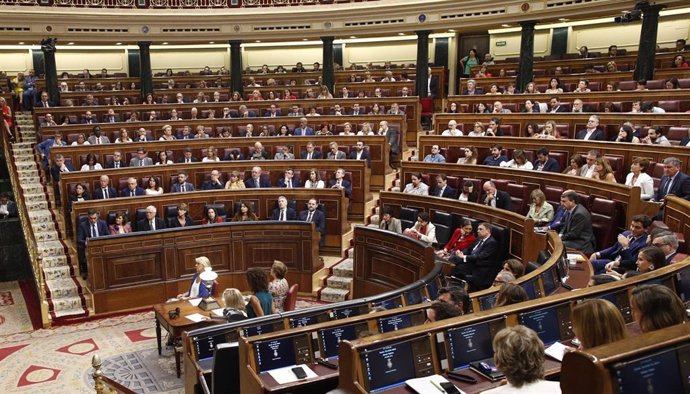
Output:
[{"xmin": 430, "ymin": 380, "xmax": 446, "ymax": 393}]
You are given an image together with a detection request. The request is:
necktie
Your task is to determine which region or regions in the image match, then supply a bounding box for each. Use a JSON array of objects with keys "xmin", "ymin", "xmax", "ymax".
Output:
[
  {"xmin": 287, "ymin": 180, "xmax": 292, "ymax": 188},
  {"xmin": 665, "ymin": 176, "xmax": 674, "ymax": 195},
  {"xmin": 256, "ymin": 179, "xmax": 260, "ymax": 189},
  {"xmin": 181, "ymin": 184, "xmax": 186, "ymax": 192},
  {"xmin": 280, "ymin": 210, "xmax": 285, "ymax": 221},
  {"xmin": 472, "ymin": 239, "xmax": 484, "ymax": 252},
  {"xmin": 308, "ymin": 152, "xmax": 312, "ymax": 160},
  {"xmin": 150, "ymin": 220, "xmax": 155, "ymax": 230},
  {"xmin": 186, "ymin": 158, "xmax": 190, "ymax": 163},
  {"xmin": 115, "ymin": 162, "xmax": 119, "ymax": 168},
  {"xmin": 130, "ymin": 190, "xmax": 134, "ymax": 197},
  {"xmin": 103, "ymin": 188, "xmax": 108, "ymax": 199},
  {"xmin": 139, "ymin": 160, "xmax": 144, "ymax": 167},
  {"xmin": 91, "ymin": 224, "xmax": 97, "ymax": 238},
  {"xmin": 307, "ymin": 211, "xmax": 313, "ymax": 222},
  {"xmin": 438, "ymin": 187, "xmax": 444, "ymax": 197}
]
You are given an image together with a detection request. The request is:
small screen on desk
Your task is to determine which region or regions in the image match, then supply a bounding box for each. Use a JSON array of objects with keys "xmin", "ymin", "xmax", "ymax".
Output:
[
  {"xmin": 331, "ymin": 305, "xmax": 367, "ymax": 320},
  {"xmin": 518, "ymin": 303, "xmax": 566, "ymax": 345},
  {"xmin": 377, "ymin": 311, "xmax": 420, "ymax": 333},
  {"xmin": 373, "ymin": 297, "xmax": 402, "ymax": 310},
  {"xmin": 254, "ymin": 337, "xmax": 296, "ymax": 372},
  {"xmin": 446, "ymin": 317, "xmax": 506, "ymax": 370},
  {"xmin": 426, "ymin": 277, "xmax": 441, "ymax": 300},
  {"xmin": 541, "ymin": 268, "xmax": 559, "ymax": 295},
  {"xmin": 614, "ymin": 348, "xmax": 683, "ymax": 394},
  {"xmin": 677, "ymin": 267, "xmax": 690, "ymax": 303},
  {"xmin": 318, "ymin": 323, "xmax": 367, "ymax": 359},
  {"xmin": 362, "ymin": 340, "xmax": 416, "ymax": 391},
  {"xmin": 478, "ymin": 293, "xmax": 498, "ymax": 311},
  {"xmin": 404, "ymin": 288, "xmax": 424, "ymax": 305},
  {"xmin": 289, "ymin": 313, "xmax": 328, "ymax": 328},
  {"xmin": 193, "ymin": 333, "xmax": 228, "ymax": 361},
  {"xmin": 595, "ymin": 289, "xmax": 633, "ymax": 323},
  {"xmin": 243, "ymin": 322, "xmax": 277, "ymax": 337}
]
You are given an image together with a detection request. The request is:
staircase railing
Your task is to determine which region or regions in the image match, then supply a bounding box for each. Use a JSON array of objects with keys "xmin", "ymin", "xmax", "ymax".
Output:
[
  {"xmin": 91, "ymin": 354, "xmax": 136, "ymax": 394},
  {"xmin": 1, "ymin": 119, "xmax": 51, "ymax": 327}
]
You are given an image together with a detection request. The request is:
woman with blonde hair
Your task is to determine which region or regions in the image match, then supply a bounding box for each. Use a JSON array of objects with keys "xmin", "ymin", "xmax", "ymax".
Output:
[
  {"xmin": 500, "ymin": 149, "xmax": 533, "ymax": 170},
  {"xmin": 225, "ymin": 171, "xmax": 245, "ymax": 189},
  {"xmin": 176, "ymin": 256, "xmax": 212, "ymax": 299},
  {"xmin": 269, "ymin": 260, "xmax": 289, "ymax": 312},
  {"xmin": 571, "ymin": 299, "xmax": 627, "ymax": 350},
  {"xmin": 526, "ymin": 189, "xmax": 554, "ymax": 225},
  {"xmin": 220, "ymin": 288, "xmax": 247, "ymax": 322},
  {"xmin": 592, "ymin": 157, "xmax": 617, "ymax": 183},
  {"xmin": 540, "ymin": 120, "xmax": 559, "ymax": 139}
]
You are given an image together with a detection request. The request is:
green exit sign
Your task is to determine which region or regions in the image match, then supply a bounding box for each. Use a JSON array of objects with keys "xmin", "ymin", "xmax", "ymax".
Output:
[{"xmin": 496, "ymin": 41, "xmax": 507, "ymax": 47}]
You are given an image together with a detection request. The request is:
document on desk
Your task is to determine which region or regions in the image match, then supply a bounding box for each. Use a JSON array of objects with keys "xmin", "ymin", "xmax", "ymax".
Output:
[
  {"xmin": 267, "ymin": 364, "xmax": 318, "ymax": 384},
  {"xmin": 545, "ymin": 341, "xmax": 569, "ymax": 362},
  {"xmin": 406, "ymin": 375, "xmax": 466, "ymax": 394},
  {"xmin": 211, "ymin": 308, "xmax": 225, "ymax": 317},
  {"xmin": 185, "ymin": 313, "xmax": 209, "ymax": 323},
  {"xmin": 188, "ymin": 298, "xmax": 203, "ymax": 307}
]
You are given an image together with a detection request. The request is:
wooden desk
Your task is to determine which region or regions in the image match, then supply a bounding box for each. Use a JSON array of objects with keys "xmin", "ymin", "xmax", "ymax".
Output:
[
  {"xmin": 153, "ymin": 298, "xmax": 225, "ymax": 378},
  {"xmin": 86, "ymin": 221, "xmax": 320, "ymax": 314}
]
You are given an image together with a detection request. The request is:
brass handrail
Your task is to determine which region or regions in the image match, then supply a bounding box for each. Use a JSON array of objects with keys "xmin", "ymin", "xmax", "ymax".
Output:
[
  {"xmin": 91, "ymin": 354, "xmax": 136, "ymax": 394},
  {"xmin": 1, "ymin": 117, "xmax": 51, "ymax": 327}
]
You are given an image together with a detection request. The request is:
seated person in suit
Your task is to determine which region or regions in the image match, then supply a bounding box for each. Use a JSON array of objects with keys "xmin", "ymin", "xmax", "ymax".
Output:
[
  {"xmin": 88, "ymin": 126, "xmax": 110, "ymax": 144},
  {"xmin": 436, "ymin": 286, "xmax": 471, "ymax": 315},
  {"xmin": 590, "ymin": 214, "xmax": 651, "ymax": 274},
  {"xmin": 326, "ymin": 141, "xmax": 346, "ymax": 160},
  {"xmin": 651, "ymin": 157, "xmax": 690, "ymax": 219},
  {"xmin": 176, "ymin": 256, "xmax": 213, "ymax": 300},
  {"xmin": 107, "ymin": 150, "xmax": 128, "ymax": 168},
  {"xmin": 328, "ymin": 168, "xmax": 352, "ymax": 198},
  {"xmin": 482, "ymin": 144, "xmax": 508, "ymax": 166},
  {"xmin": 348, "ymin": 140, "xmax": 370, "ymax": 164},
  {"xmin": 482, "ymin": 181, "xmax": 511, "ymax": 210},
  {"xmin": 651, "ymin": 232, "xmax": 682, "ymax": 265},
  {"xmin": 533, "ymin": 147, "xmax": 560, "ymax": 172},
  {"xmin": 130, "ymin": 147, "xmax": 153, "ymax": 167},
  {"xmin": 93, "ymin": 175, "xmax": 117, "ymax": 200},
  {"xmin": 299, "ymin": 198, "xmax": 326, "ymax": 245},
  {"xmin": 201, "ymin": 207, "xmax": 223, "ymax": 225},
  {"xmin": 108, "ymin": 211, "xmax": 132, "ymax": 235},
  {"xmin": 171, "ymin": 171, "xmax": 195, "ymax": 193},
  {"xmin": 0, "ymin": 193, "xmax": 18, "ymax": 219},
  {"xmin": 558, "ymin": 190, "xmax": 596, "ymax": 255},
  {"xmin": 403, "ymin": 172, "xmax": 429, "ymax": 196},
  {"xmin": 250, "ymin": 142, "xmax": 269, "ymax": 160},
  {"xmin": 68, "ymin": 183, "xmax": 89, "ymax": 212},
  {"xmin": 526, "ymin": 189, "xmax": 554, "ymax": 226},
  {"xmin": 274, "ymin": 145, "xmax": 295, "ymax": 160},
  {"xmin": 271, "ymin": 196, "xmax": 297, "ymax": 221},
  {"xmin": 378, "ymin": 207, "xmax": 402, "ymax": 234},
  {"xmin": 423, "ymin": 145, "xmax": 446, "ymax": 163},
  {"xmin": 120, "ymin": 177, "xmax": 144, "ymax": 197},
  {"xmin": 437, "ymin": 218, "xmax": 476, "ymax": 258},
  {"xmin": 245, "ymin": 166, "xmax": 271, "ymax": 188},
  {"xmin": 433, "ymin": 174, "xmax": 456, "ymax": 198},
  {"xmin": 137, "ymin": 205, "xmax": 166, "ymax": 231},
  {"xmin": 300, "ymin": 142, "xmax": 321, "ymax": 160},
  {"xmin": 50, "ymin": 154, "xmax": 74, "ymax": 200},
  {"xmin": 575, "ymin": 115, "xmax": 605, "ymax": 141},
  {"xmin": 293, "ymin": 117, "xmax": 314, "ymax": 136},
  {"xmin": 201, "ymin": 170, "xmax": 224, "ymax": 190},
  {"xmin": 449, "ymin": 222, "xmax": 500, "ymax": 290},
  {"xmin": 76, "ymin": 208, "xmax": 108, "ymax": 278},
  {"xmin": 402, "ymin": 212, "xmax": 437, "ymax": 246},
  {"xmin": 277, "ymin": 168, "xmax": 301, "ymax": 188},
  {"xmin": 223, "ymin": 148, "xmax": 244, "ymax": 161},
  {"xmin": 169, "ymin": 203, "xmax": 195, "ymax": 227},
  {"xmin": 548, "ymin": 96, "xmax": 568, "ymax": 113}
]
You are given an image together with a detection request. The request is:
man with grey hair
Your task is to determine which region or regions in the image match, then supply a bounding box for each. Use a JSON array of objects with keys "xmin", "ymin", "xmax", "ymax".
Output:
[
  {"xmin": 651, "ymin": 232, "xmax": 681, "ymax": 265},
  {"xmin": 493, "ymin": 270, "xmax": 516, "ymax": 287},
  {"xmin": 271, "ymin": 196, "xmax": 297, "ymax": 221},
  {"xmin": 652, "ymin": 157, "xmax": 690, "ymax": 210},
  {"xmin": 137, "ymin": 205, "xmax": 166, "ymax": 231},
  {"xmin": 575, "ymin": 114, "xmax": 604, "ymax": 140}
]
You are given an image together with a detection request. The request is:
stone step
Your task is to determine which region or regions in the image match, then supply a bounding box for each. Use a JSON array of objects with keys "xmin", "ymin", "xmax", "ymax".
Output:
[
  {"xmin": 326, "ymin": 276, "xmax": 352, "ymax": 290},
  {"xmin": 42, "ymin": 255, "xmax": 69, "ymax": 268},
  {"xmin": 26, "ymin": 201, "xmax": 50, "ymax": 211},
  {"xmin": 51, "ymin": 298, "xmax": 86, "ymax": 317},
  {"xmin": 347, "ymin": 248, "xmax": 354, "ymax": 259},
  {"xmin": 34, "ymin": 230, "xmax": 60, "ymax": 242},
  {"xmin": 31, "ymin": 221, "xmax": 57, "ymax": 233},
  {"xmin": 44, "ymin": 266, "xmax": 74, "ymax": 281},
  {"xmin": 36, "ymin": 240, "xmax": 66, "ymax": 257},
  {"xmin": 319, "ymin": 288, "xmax": 349, "ymax": 303},
  {"xmin": 333, "ymin": 258, "xmax": 354, "ymax": 277},
  {"xmin": 45, "ymin": 280, "xmax": 81, "ymax": 299}
]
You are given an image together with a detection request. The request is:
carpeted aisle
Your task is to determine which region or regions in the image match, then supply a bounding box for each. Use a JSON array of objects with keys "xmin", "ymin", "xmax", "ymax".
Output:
[{"xmin": 0, "ymin": 282, "xmax": 34, "ymax": 336}]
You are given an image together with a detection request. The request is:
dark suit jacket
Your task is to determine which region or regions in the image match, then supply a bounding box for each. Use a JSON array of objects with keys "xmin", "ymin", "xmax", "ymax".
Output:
[
  {"xmin": 451, "ymin": 236, "xmax": 500, "ymax": 289},
  {"xmin": 680, "ymin": 137, "xmax": 690, "ymax": 147},
  {"xmin": 655, "ymin": 171, "xmax": 690, "ymax": 201},
  {"xmin": 271, "ymin": 207, "xmax": 297, "ymax": 221},
  {"xmin": 105, "ymin": 160, "xmax": 128, "ymax": 169},
  {"xmin": 481, "ymin": 190, "xmax": 512, "ymax": 210},
  {"xmin": 171, "ymin": 182, "xmax": 196, "ymax": 193},
  {"xmin": 169, "ymin": 216, "xmax": 196, "ymax": 228},
  {"xmin": 348, "ymin": 149, "xmax": 370, "ymax": 163},
  {"xmin": 277, "ymin": 177, "xmax": 302, "ymax": 188},
  {"xmin": 1, "ymin": 200, "xmax": 18, "ymax": 218},
  {"xmin": 328, "ymin": 178, "xmax": 352, "ymax": 198},
  {"xmin": 263, "ymin": 110, "xmax": 282, "ymax": 117},
  {"xmin": 299, "ymin": 209, "xmax": 326, "ymax": 235},
  {"xmin": 223, "ymin": 151, "xmax": 244, "ymax": 161},
  {"xmin": 300, "ymin": 150, "xmax": 322, "ymax": 160},
  {"xmin": 533, "ymin": 158, "xmax": 560, "ymax": 173},
  {"xmin": 201, "ymin": 180, "xmax": 224, "ymax": 190},
  {"xmin": 429, "ymin": 75, "xmax": 439, "ymax": 98},
  {"xmin": 559, "ymin": 204, "xmax": 596, "ymax": 254},
  {"xmin": 176, "ymin": 157, "xmax": 199, "ymax": 164},
  {"xmin": 137, "ymin": 217, "xmax": 167, "ymax": 231},
  {"xmin": 575, "ymin": 128, "xmax": 605, "ymax": 141},
  {"xmin": 93, "ymin": 186, "xmax": 117, "ymax": 200},
  {"xmin": 597, "ymin": 231, "xmax": 648, "ymax": 270},
  {"xmin": 550, "ymin": 106, "xmax": 568, "ymax": 113},
  {"xmin": 119, "ymin": 187, "xmax": 145, "ymax": 197},
  {"xmin": 77, "ymin": 219, "xmax": 108, "ymax": 246},
  {"xmin": 244, "ymin": 177, "xmax": 272, "ymax": 188},
  {"xmin": 434, "ymin": 185, "xmax": 457, "ymax": 199}
]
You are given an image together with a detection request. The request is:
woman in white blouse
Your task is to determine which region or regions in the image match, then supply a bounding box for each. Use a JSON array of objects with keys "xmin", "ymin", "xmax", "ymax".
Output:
[
  {"xmin": 625, "ymin": 158, "xmax": 654, "ymax": 200},
  {"xmin": 156, "ymin": 151, "xmax": 173, "ymax": 165},
  {"xmin": 80, "ymin": 154, "xmax": 102, "ymax": 171},
  {"xmin": 115, "ymin": 128, "xmax": 133, "ymax": 143},
  {"xmin": 500, "ymin": 149, "xmax": 534, "ymax": 170},
  {"xmin": 357, "ymin": 122, "xmax": 374, "ymax": 136},
  {"xmin": 202, "ymin": 146, "xmax": 221, "ymax": 162},
  {"xmin": 159, "ymin": 125, "xmax": 176, "ymax": 141},
  {"xmin": 304, "ymin": 169, "xmax": 325, "ymax": 188},
  {"xmin": 71, "ymin": 133, "xmax": 90, "ymax": 146},
  {"xmin": 145, "ymin": 176, "xmax": 164, "ymax": 195}
]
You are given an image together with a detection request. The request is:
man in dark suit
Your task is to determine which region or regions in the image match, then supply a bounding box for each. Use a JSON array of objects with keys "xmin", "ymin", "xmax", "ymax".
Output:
[
  {"xmin": 263, "ymin": 104, "xmax": 282, "ymax": 118},
  {"xmin": 271, "ymin": 196, "xmax": 297, "ymax": 221},
  {"xmin": 137, "ymin": 205, "xmax": 167, "ymax": 231},
  {"xmin": 36, "ymin": 92, "xmax": 51, "ymax": 108},
  {"xmin": 326, "ymin": 142, "xmax": 347, "ymax": 160},
  {"xmin": 590, "ymin": 214, "xmax": 651, "ymax": 274},
  {"xmin": 340, "ymin": 87, "xmax": 353, "ymax": 99},
  {"xmin": 328, "ymin": 168, "xmax": 352, "ymax": 198},
  {"xmin": 81, "ymin": 111, "xmax": 96, "ymax": 124},
  {"xmin": 348, "ymin": 141, "xmax": 370, "ymax": 164},
  {"xmin": 449, "ymin": 222, "xmax": 500, "ymax": 290},
  {"xmin": 533, "ymin": 147, "xmax": 560, "ymax": 173},
  {"xmin": 548, "ymin": 96, "xmax": 568, "ymax": 113},
  {"xmin": 293, "ymin": 117, "xmax": 314, "ymax": 136},
  {"xmin": 120, "ymin": 177, "xmax": 145, "ymax": 197},
  {"xmin": 652, "ymin": 233, "xmax": 682, "ymax": 265},
  {"xmin": 0, "ymin": 193, "xmax": 18, "ymax": 219},
  {"xmin": 652, "ymin": 157, "xmax": 690, "ymax": 219},
  {"xmin": 245, "ymin": 166, "xmax": 272, "ymax": 188},
  {"xmin": 93, "ymin": 175, "xmax": 117, "ymax": 200},
  {"xmin": 349, "ymin": 103, "xmax": 363, "ymax": 116},
  {"xmin": 575, "ymin": 115, "xmax": 605, "ymax": 141},
  {"xmin": 171, "ymin": 172, "xmax": 196, "ymax": 193},
  {"xmin": 76, "ymin": 208, "xmax": 109, "ymax": 278},
  {"xmin": 106, "ymin": 151, "xmax": 128, "ymax": 169},
  {"xmin": 559, "ymin": 190, "xmax": 596, "ymax": 255},
  {"xmin": 177, "ymin": 148, "xmax": 199, "ymax": 164},
  {"xmin": 428, "ymin": 67, "xmax": 439, "ymax": 98},
  {"xmin": 299, "ymin": 198, "xmax": 326, "ymax": 246},
  {"xmin": 434, "ymin": 174, "xmax": 456, "ymax": 199},
  {"xmin": 201, "ymin": 170, "xmax": 224, "ymax": 190},
  {"xmin": 481, "ymin": 181, "xmax": 511, "ymax": 210},
  {"xmin": 276, "ymin": 169, "xmax": 301, "ymax": 188},
  {"xmin": 102, "ymin": 108, "xmax": 120, "ymax": 123},
  {"xmin": 300, "ymin": 143, "xmax": 322, "ymax": 160}
]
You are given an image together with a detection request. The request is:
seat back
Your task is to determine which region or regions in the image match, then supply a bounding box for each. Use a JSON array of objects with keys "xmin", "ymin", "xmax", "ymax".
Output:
[
  {"xmin": 400, "ymin": 207, "xmax": 419, "ymax": 231},
  {"xmin": 431, "ymin": 211, "xmax": 453, "ymax": 246},
  {"xmin": 164, "ymin": 206, "xmax": 178, "ymax": 227},
  {"xmin": 658, "ymin": 100, "xmax": 679, "ymax": 112},
  {"xmin": 590, "ymin": 198, "xmax": 620, "ymax": 251},
  {"xmin": 506, "ymin": 183, "xmax": 531, "ymax": 215},
  {"xmin": 284, "ymin": 283, "xmax": 299, "ymax": 312},
  {"xmin": 135, "ymin": 207, "xmax": 148, "ymax": 231},
  {"xmin": 211, "ymin": 343, "xmax": 241, "ymax": 394}
]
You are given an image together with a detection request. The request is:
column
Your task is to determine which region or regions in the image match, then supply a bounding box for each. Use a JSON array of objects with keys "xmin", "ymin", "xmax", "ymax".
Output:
[
  {"xmin": 633, "ymin": 4, "xmax": 664, "ymax": 81},
  {"xmin": 40, "ymin": 38, "xmax": 59, "ymax": 107},
  {"xmin": 516, "ymin": 21, "xmax": 537, "ymax": 92},
  {"xmin": 321, "ymin": 36, "xmax": 335, "ymax": 94},
  {"xmin": 229, "ymin": 40, "xmax": 243, "ymax": 96},
  {"xmin": 415, "ymin": 30, "xmax": 431, "ymax": 97},
  {"xmin": 137, "ymin": 41, "xmax": 153, "ymax": 99}
]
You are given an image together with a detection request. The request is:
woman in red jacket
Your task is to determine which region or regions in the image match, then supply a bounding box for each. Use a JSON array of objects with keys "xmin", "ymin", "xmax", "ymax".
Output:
[{"xmin": 437, "ymin": 219, "xmax": 476, "ymax": 258}]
